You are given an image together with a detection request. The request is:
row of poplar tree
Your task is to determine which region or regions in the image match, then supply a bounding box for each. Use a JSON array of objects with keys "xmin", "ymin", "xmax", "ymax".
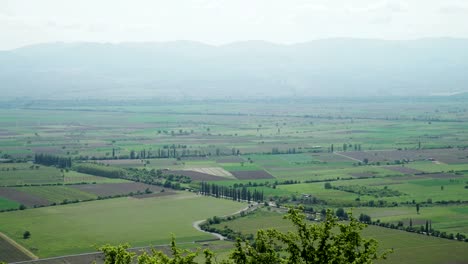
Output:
[
  {"xmin": 199, "ymin": 182, "xmax": 264, "ymax": 202},
  {"xmin": 34, "ymin": 153, "xmax": 72, "ymax": 168}
]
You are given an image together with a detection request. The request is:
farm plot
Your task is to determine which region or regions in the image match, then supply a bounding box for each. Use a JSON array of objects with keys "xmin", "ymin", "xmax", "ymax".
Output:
[
  {"xmin": 0, "ymin": 193, "xmax": 246, "ymax": 257},
  {"xmin": 100, "ymin": 158, "xmax": 180, "ymax": 168},
  {"xmin": 216, "ymin": 156, "xmax": 244, "ymax": 163},
  {"xmin": 69, "ymin": 182, "xmax": 164, "ymax": 197},
  {"xmin": 388, "ymin": 172, "xmax": 461, "ymax": 181},
  {"xmin": 0, "ymin": 187, "xmax": 49, "ymax": 207},
  {"xmin": 406, "ymin": 161, "xmax": 468, "ymax": 173},
  {"xmin": 182, "ymin": 167, "xmax": 234, "ymax": 178},
  {"xmin": 231, "ymin": 170, "xmax": 275, "ymax": 180},
  {"xmin": 349, "ymin": 172, "xmax": 379, "ymax": 178},
  {"xmin": 0, "ymin": 196, "xmax": 20, "ymax": 211},
  {"xmin": 64, "ymin": 171, "xmax": 129, "ymax": 184},
  {"xmin": 271, "ymin": 166, "xmax": 398, "ymax": 182},
  {"xmin": 0, "ymin": 163, "xmax": 63, "ymax": 186},
  {"xmin": 0, "ymin": 234, "xmax": 32, "ymax": 263},
  {"xmin": 164, "ymin": 170, "xmax": 228, "ymax": 181},
  {"xmin": 339, "ymin": 149, "xmax": 468, "ymax": 164},
  {"xmin": 383, "ymin": 166, "xmax": 424, "ymax": 174},
  {"xmin": 352, "ymin": 205, "xmax": 468, "ymax": 234},
  {"xmin": 15, "ymin": 186, "xmax": 97, "ymax": 203}
]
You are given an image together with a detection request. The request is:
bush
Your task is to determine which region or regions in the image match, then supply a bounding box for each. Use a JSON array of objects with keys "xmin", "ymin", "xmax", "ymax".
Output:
[{"xmin": 23, "ymin": 231, "xmax": 31, "ymax": 239}]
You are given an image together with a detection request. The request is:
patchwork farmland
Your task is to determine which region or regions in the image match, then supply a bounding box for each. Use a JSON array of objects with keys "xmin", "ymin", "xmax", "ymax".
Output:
[{"xmin": 1, "ymin": 98, "xmax": 468, "ymax": 263}]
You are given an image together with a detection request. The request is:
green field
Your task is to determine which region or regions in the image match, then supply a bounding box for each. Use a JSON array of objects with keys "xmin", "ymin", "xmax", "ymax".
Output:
[
  {"xmin": 0, "ymin": 197, "xmax": 20, "ymax": 211},
  {"xmin": 0, "ymin": 192, "xmax": 245, "ymax": 257},
  {"xmin": 0, "ymin": 163, "xmax": 63, "ymax": 186},
  {"xmin": 15, "ymin": 186, "xmax": 98, "ymax": 203},
  {"xmin": 64, "ymin": 171, "xmax": 129, "ymax": 184},
  {"xmin": 211, "ymin": 209, "xmax": 468, "ymax": 264},
  {"xmin": 352, "ymin": 205, "xmax": 468, "ymax": 234},
  {"xmin": 1, "ymin": 99, "xmax": 468, "ymax": 262}
]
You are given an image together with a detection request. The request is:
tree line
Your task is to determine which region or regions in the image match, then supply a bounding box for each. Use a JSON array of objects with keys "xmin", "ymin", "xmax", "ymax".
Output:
[
  {"xmin": 34, "ymin": 153, "xmax": 71, "ymax": 168},
  {"xmin": 200, "ymin": 182, "xmax": 264, "ymax": 202}
]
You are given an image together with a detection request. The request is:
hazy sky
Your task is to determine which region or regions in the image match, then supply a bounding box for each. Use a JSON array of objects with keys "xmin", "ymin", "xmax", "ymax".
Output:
[{"xmin": 1, "ymin": 0, "xmax": 468, "ymax": 50}]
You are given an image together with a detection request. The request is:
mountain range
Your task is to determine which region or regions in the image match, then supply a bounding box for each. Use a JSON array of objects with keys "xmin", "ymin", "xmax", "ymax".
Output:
[{"xmin": 0, "ymin": 38, "xmax": 467, "ymax": 99}]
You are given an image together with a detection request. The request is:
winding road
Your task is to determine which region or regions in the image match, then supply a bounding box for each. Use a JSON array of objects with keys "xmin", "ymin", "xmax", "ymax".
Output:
[{"xmin": 192, "ymin": 203, "xmax": 258, "ymax": 241}]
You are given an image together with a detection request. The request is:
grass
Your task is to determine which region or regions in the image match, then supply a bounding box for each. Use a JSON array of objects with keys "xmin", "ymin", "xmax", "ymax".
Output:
[
  {"xmin": 0, "ymin": 197, "xmax": 20, "ymax": 211},
  {"xmin": 64, "ymin": 171, "xmax": 129, "ymax": 184},
  {"xmin": 351, "ymin": 204, "xmax": 468, "ymax": 234},
  {"xmin": 15, "ymin": 186, "xmax": 98, "ymax": 203},
  {"xmin": 2, "ymin": 100, "xmax": 468, "ymax": 261},
  {"xmin": 220, "ymin": 163, "xmax": 263, "ymax": 172},
  {"xmin": 407, "ymin": 161, "xmax": 468, "ymax": 173},
  {"xmin": 0, "ymin": 163, "xmax": 63, "ymax": 186},
  {"xmin": 0, "ymin": 192, "xmax": 246, "ymax": 257},
  {"xmin": 276, "ymin": 173, "xmax": 468, "ymax": 205},
  {"xmin": 212, "ymin": 209, "xmax": 468, "ymax": 264}
]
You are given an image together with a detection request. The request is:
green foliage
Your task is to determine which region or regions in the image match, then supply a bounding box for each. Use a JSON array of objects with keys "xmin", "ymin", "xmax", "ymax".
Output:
[
  {"xmin": 23, "ymin": 231, "xmax": 31, "ymax": 239},
  {"xmin": 332, "ymin": 185, "xmax": 404, "ymax": 198},
  {"xmin": 99, "ymin": 208, "xmax": 391, "ymax": 264},
  {"xmin": 73, "ymin": 163, "xmax": 127, "ymax": 178},
  {"xmin": 99, "ymin": 244, "xmax": 135, "ymax": 264},
  {"xmin": 100, "ymin": 237, "xmax": 200, "ymax": 264},
  {"xmin": 34, "ymin": 153, "xmax": 71, "ymax": 168},
  {"xmin": 228, "ymin": 208, "xmax": 391, "ymax": 263}
]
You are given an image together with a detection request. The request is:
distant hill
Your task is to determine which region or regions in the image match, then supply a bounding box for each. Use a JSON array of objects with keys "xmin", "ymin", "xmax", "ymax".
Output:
[{"xmin": 0, "ymin": 38, "xmax": 467, "ymax": 99}]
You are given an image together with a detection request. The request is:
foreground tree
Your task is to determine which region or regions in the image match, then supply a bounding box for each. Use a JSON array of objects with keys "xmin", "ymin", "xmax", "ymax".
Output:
[
  {"xmin": 99, "ymin": 208, "xmax": 391, "ymax": 264},
  {"xmin": 229, "ymin": 208, "xmax": 391, "ymax": 264}
]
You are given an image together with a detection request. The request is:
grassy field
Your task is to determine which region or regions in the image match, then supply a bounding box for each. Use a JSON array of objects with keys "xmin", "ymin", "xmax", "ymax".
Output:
[
  {"xmin": 0, "ymin": 192, "xmax": 246, "ymax": 257},
  {"xmin": 277, "ymin": 174, "xmax": 468, "ymax": 206},
  {"xmin": 211, "ymin": 209, "xmax": 468, "ymax": 264},
  {"xmin": 0, "ymin": 197, "xmax": 20, "ymax": 210},
  {"xmin": 64, "ymin": 171, "xmax": 129, "ymax": 184},
  {"xmin": 351, "ymin": 205, "xmax": 468, "ymax": 234},
  {"xmin": 15, "ymin": 186, "xmax": 98, "ymax": 203},
  {"xmin": 0, "ymin": 163, "xmax": 63, "ymax": 186}
]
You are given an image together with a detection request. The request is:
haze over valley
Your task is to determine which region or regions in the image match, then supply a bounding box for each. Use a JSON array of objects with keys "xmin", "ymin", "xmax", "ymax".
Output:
[{"xmin": 1, "ymin": 38, "xmax": 467, "ymax": 99}]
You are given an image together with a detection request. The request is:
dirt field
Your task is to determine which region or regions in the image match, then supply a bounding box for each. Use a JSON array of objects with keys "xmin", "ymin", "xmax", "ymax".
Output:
[
  {"xmin": 231, "ymin": 170, "xmax": 275, "ymax": 180},
  {"xmin": 182, "ymin": 167, "xmax": 233, "ymax": 177},
  {"xmin": 0, "ymin": 187, "xmax": 50, "ymax": 207},
  {"xmin": 349, "ymin": 173, "xmax": 377, "ymax": 178},
  {"xmin": 383, "ymin": 166, "xmax": 424, "ymax": 174},
  {"xmin": 389, "ymin": 173, "xmax": 460, "ymax": 181},
  {"xmin": 0, "ymin": 234, "xmax": 32, "ymax": 263},
  {"xmin": 164, "ymin": 170, "xmax": 227, "ymax": 181},
  {"xmin": 69, "ymin": 183, "xmax": 163, "ymax": 197},
  {"xmin": 216, "ymin": 157, "xmax": 244, "ymax": 163}
]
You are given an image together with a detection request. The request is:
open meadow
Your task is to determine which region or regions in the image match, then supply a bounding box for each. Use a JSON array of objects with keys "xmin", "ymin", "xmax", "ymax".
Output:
[
  {"xmin": 211, "ymin": 209, "xmax": 468, "ymax": 264},
  {"xmin": 0, "ymin": 192, "xmax": 245, "ymax": 258}
]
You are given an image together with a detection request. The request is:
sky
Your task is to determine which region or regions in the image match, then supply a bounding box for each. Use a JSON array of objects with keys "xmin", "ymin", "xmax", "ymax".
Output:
[{"xmin": 1, "ymin": 0, "xmax": 468, "ymax": 50}]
